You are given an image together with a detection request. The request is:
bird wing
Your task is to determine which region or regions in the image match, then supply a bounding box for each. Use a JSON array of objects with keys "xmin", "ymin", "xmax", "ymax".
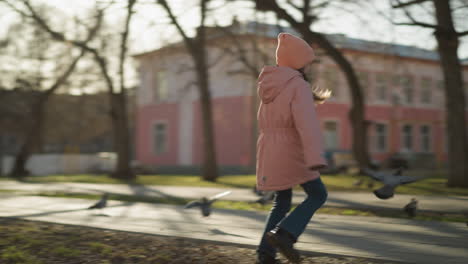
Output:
[
  {"xmin": 362, "ymin": 168, "xmax": 385, "ymax": 182},
  {"xmin": 209, "ymin": 191, "xmax": 232, "ymax": 203},
  {"xmin": 184, "ymin": 200, "xmax": 202, "ymax": 209},
  {"xmin": 398, "ymin": 176, "xmax": 422, "ymax": 185},
  {"xmin": 88, "ymin": 202, "xmax": 99, "ymax": 209}
]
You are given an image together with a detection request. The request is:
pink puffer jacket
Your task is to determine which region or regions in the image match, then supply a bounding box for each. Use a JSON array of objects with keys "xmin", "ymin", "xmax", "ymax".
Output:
[{"xmin": 256, "ymin": 66, "xmax": 326, "ymax": 191}]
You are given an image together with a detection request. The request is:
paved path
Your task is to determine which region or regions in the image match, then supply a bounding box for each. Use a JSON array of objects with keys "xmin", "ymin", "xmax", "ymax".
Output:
[
  {"xmin": 1, "ymin": 181, "xmax": 467, "ymax": 213},
  {"xmin": 0, "ymin": 195, "xmax": 467, "ymax": 264}
]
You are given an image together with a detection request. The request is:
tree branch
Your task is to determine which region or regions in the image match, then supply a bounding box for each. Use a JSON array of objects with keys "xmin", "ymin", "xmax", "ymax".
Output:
[
  {"xmin": 302, "ymin": 0, "xmax": 311, "ymax": 24},
  {"xmin": 214, "ymin": 22, "xmax": 269, "ymax": 77},
  {"xmin": 457, "ymin": 30, "xmax": 468, "ymax": 36},
  {"xmin": 391, "ymin": 0, "xmax": 438, "ymax": 29},
  {"xmin": 157, "ymin": 0, "xmax": 195, "ymax": 52},
  {"xmin": 285, "ymin": 0, "xmax": 302, "ymax": 12},
  {"xmin": 44, "ymin": 8, "xmax": 101, "ymax": 97},
  {"xmin": 393, "ymin": 21, "xmax": 437, "ymax": 28},
  {"xmin": 392, "ymin": 0, "xmax": 429, "ymax": 9},
  {"xmin": 118, "ymin": 0, "xmax": 136, "ymax": 94}
]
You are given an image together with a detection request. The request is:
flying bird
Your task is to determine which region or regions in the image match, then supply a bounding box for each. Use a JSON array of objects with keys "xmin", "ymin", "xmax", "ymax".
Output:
[
  {"xmin": 250, "ymin": 191, "xmax": 275, "ymax": 206},
  {"xmin": 184, "ymin": 191, "xmax": 231, "ymax": 217},
  {"xmin": 362, "ymin": 168, "xmax": 421, "ymax": 199},
  {"xmin": 404, "ymin": 198, "xmax": 418, "ymax": 218},
  {"xmin": 88, "ymin": 193, "xmax": 109, "ymax": 210}
]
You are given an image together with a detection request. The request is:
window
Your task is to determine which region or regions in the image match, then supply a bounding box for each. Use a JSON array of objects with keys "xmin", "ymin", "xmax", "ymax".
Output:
[
  {"xmin": 153, "ymin": 123, "xmax": 167, "ymax": 154},
  {"xmin": 375, "ymin": 123, "xmax": 387, "ymax": 152},
  {"xmin": 420, "ymin": 78, "xmax": 432, "ymax": 104},
  {"xmin": 437, "ymin": 80, "xmax": 444, "ymax": 91},
  {"xmin": 323, "ymin": 121, "xmax": 339, "ymax": 149},
  {"xmin": 155, "ymin": 70, "xmax": 168, "ymax": 101},
  {"xmin": 420, "ymin": 125, "xmax": 431, "ymax": 152},
  {"xmin": 401, "ymin": 76, "xmax": 414, "ymax": 104},
  {"xmin": 375, "ymin": 73, "xmax": 388, "ymax": 102},
  {"xmin": 322, "ymin": 69, "xmax": 339, "ymax": 98},
  {"xmin": 401, "ymin": 124, "xmax": 413, "ymax": 151}
]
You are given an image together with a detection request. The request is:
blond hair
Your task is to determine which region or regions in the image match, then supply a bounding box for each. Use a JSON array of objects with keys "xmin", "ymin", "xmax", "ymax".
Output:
[{"xmin": 298, "ymin": 68, "xmax": 331, "ymax": 104}]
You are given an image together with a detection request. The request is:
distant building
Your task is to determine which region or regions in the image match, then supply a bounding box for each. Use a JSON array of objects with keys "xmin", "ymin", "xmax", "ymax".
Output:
[
  {"xmin": 133, "ymin": 22, "xmax": 468, "ymax": 173},
  {"xmin": 0, "ymin": 90, "xmax": 128, "ymax": 156}
]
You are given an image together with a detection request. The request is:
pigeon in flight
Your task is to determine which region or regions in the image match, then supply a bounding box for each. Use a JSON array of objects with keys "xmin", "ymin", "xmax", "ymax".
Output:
[
  {"xmin": 251, "ymin": 191, "xmax": 275, "ymax": 206},
  {"xmin": 184, "ymin": 191, "xmax": 231, "ymax": 217},
  {"xmin": 88, "ymin": 193, "xmax": 109, "ymax": 210},
  {"xmin": 362, "ymin": 168, "xmax": 421, "ymax": 199},
  {"xmin": 404, "ymin": 198, "xmax": 418, "ymax": 218}
]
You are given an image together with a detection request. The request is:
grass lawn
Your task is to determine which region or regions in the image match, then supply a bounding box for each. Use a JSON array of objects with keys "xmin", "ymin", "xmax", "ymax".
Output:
[
  {"xmin": 3, "ymin": 169, "xmax": 468, "ymax": 196},
  {"xmin": 0, "ymin": 218, "xmax": 398, "ymax": 264}
]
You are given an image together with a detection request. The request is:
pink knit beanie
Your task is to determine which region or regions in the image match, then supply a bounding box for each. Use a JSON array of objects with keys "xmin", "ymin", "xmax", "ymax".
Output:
[{"xmin": 276, "ymin": 33, "xmax": 315, "ymax": 70}]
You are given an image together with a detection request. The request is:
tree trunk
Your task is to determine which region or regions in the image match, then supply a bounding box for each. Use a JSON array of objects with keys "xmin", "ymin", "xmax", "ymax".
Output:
[
  {"xmin": 110, "ymin": 0, "xmax": 136, "ymax": 181},
  {"xmin": 296, "ymin": 27, "xmax": 371, "ymax": 170},
  {"xmin": 9, "ymin": 50, "xmax": 86, "ymax": 178},
  {"xmin": 110, "ymin": 92, "xmax": 135, "ymax": 180},
  {"xmin": 433, "ymin": 0, "xmax": 468, "ymax": 187},
  {"xmin": 195, "ymin": 50, "xmax": 219, "ymax": 181},
  {"xmin": 9, "ymin": 96, "xmax": 46, "ymax": 178},
  {"xmin": 0, "ymin": 135, "xmax": 4, "ymax": 176}
]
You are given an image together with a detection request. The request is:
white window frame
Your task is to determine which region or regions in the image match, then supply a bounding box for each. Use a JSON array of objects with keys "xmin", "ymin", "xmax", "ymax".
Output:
[
  {"xmin": 373, "ymin": 122, "xmax": 388, "ymax": 153},
  {"xmin": 321, "ymin": 68, "xmax": 340, "ymax": 101},
  {"xmin": 420, "ymin": 77, "xmax": 433, "ymax": 105},
  {"xmin": 400, "ymin": 123, "xmax": 413, "ymax": 152},
  {"xmin": 375, "ymin": 73, "xmax": 388, "ymax": 103},
  {"xmin": 154, "ymin": 69, "xmax": 169, "ymax": 102},
  {"xmin": 419, "ymin": 124, "xmax": 432, "ymax": 153},
  {"xmin": 401, "ymin": 75, "xmax": 414, "ymax": 105},
  {"xmin": 152, "ymin": 121, "xmax": 169, "ymax": 155},
  {"xmin": 322, "ymin": 119, "xmax": 340, "ymax": 150}
]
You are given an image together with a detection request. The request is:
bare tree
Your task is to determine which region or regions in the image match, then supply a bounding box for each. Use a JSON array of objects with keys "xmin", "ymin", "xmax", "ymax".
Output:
[
  {"xmin": 391, "ymin": 0, "xmax": 468, "ymax": 187},
  {"xmin": 2, "ymin": 0, "xmax": 138, "ymax": 180},
  {"xmin": 157, "ymin": 0, "xmax": 219, "ymax": 181},
  {"xmin": 0, "ymin": 3, "xmax": 101, "ymax": 178},
  {"xmin": 214, "ymin": 20, "xmax": 272, "ymax": 170},
  {"xmin": 253, "ymin": 0, "xmax": 372, "ymax": 170}
]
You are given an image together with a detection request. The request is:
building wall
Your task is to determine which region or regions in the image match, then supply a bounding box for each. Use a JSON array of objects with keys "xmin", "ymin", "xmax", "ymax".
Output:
[
  {"xmin": 134, "ymin": 38, "xmax": 468, "ymax": 169},
  {"xmin": 136, "ymin": 103, "xmax": 180, "ymax": 165},
  {"xmin": 192, "ymin": 96, "xmax": 254, "ymax": 167}
]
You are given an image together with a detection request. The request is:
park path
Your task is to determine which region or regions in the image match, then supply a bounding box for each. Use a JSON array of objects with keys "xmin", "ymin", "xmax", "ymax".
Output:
[
  {"xmin": 1, "ymin": 180, "xmax": 467, "ymax": 213},
  {"xmin": 0, "ymin": 194, "xmax": 467, "ymax": 264}
]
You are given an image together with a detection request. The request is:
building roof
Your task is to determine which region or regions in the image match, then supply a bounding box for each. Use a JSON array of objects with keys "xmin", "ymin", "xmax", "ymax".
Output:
[
  {"xmin": 238, "ymin": 21, "xmax": 440, "ymax": 62},
  {"xmin": 134, "ymin": 21, "xmax": 468, "ymax": 64}
]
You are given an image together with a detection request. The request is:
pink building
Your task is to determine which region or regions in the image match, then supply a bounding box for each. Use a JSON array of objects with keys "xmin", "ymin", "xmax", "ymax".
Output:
[{"xmin": 134, "ymin": 22, "xmax": 468, "ymax": 173}]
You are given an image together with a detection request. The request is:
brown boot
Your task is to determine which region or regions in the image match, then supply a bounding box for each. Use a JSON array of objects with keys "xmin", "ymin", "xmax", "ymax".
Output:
[{"xmin": 265, "ymin": 227, "xmax": 300, "ymax": 263}]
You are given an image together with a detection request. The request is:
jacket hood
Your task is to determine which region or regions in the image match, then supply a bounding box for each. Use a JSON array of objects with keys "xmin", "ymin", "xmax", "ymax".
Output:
[{"xmin": 257, "ymin": 66, "xmax": 301, "ymax": 104}]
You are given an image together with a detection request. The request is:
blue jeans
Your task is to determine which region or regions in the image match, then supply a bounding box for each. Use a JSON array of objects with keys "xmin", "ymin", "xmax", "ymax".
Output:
[{"xmin": 257, "ymin": 177, "xmax": 328, "ymax": 257}]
